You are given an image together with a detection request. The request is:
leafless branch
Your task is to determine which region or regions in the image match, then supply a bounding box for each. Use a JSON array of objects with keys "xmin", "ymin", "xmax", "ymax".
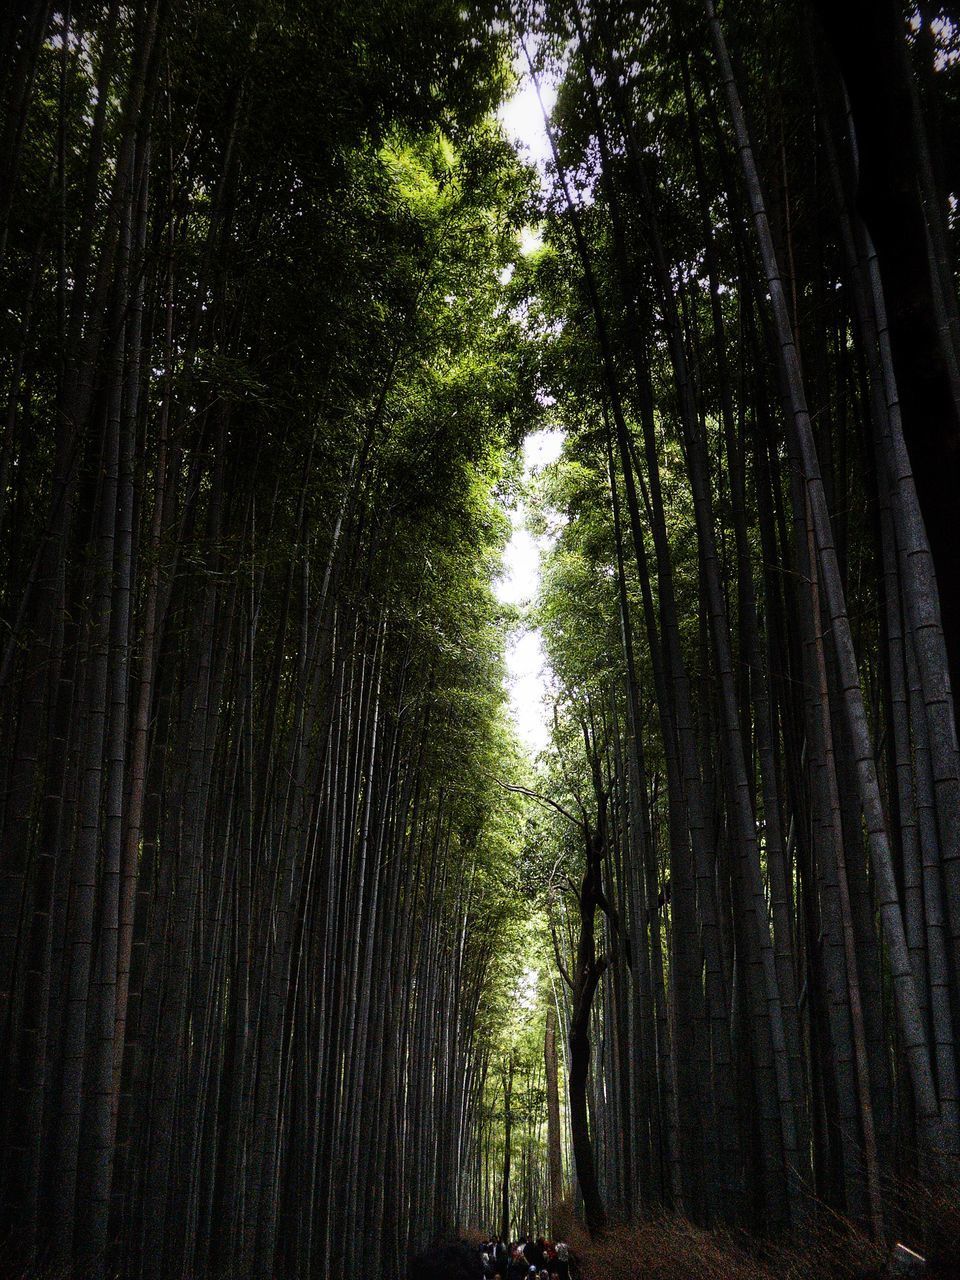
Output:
[{"xmin": 493, "ymin": 778, "xmax": 581, "ymax": 828}]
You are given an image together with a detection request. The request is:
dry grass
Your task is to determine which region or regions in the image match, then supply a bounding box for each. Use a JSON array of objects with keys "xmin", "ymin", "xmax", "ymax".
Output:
[
  {"xmin": 567, "ymin": 1181, "xmax": 960, "ymax": 1280},
  {"xmin": 569, "ymin": 1214, "xmax": 882, "ymax": 1280},
  {"xmin": 884, "ymin": 1174, "xmax": 960, "ymax": 1275}
]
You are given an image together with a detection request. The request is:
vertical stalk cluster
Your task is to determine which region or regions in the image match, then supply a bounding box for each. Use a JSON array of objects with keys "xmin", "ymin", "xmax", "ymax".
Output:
[
  {"xmin": 0, "ymin": 3, "xmax": 530, "ymax": 1275},
  {"xmin": 526, "ymin": 0, "xmax": 960, "ymax": 1238}
]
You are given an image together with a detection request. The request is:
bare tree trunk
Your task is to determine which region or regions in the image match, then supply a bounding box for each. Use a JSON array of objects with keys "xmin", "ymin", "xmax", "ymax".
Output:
[{"xmin": 545, "ymin": 1002, "xmax": 563, "ymax": 1233}]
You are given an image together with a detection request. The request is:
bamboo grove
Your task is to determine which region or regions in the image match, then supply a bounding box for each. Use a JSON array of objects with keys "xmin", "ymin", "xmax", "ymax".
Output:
[
  {"xmin": 520, "ymin": 0, "xmax": 960, "ymax": 1245},
  {"xmin": 0, "ymin": 2, "xmax": 542, "ymax": 1275},
  {"xmin": 2, "ymin": 0, "xmax": 960, "ymax": 1275},
  {"xmin": 457, "ymin": 924, "xmax": 568, "ymax": 1238}
]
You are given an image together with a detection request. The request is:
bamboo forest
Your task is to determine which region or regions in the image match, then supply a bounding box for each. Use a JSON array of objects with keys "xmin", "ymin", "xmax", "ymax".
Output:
[{"xmin": 1, "ymin": 1, "xmax": 960, "ymax": 1277}]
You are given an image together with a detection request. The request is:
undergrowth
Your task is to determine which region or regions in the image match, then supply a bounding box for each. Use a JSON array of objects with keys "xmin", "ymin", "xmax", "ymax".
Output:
[{"xmin": 566, "ymin": 1178, "xmax": 960, "ymax": 1280}]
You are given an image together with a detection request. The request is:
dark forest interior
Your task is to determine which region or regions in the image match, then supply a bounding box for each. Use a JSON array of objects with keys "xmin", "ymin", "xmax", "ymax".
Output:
[{"xmin": 1, "ymin": 2, "xmax": 959, "ymax": 1276}]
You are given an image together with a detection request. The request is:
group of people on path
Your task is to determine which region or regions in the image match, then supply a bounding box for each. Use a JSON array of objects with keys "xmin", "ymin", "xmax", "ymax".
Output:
[{"xmin": 477, "ymin": 1235, "xmax": 573, "ymax": 1280}]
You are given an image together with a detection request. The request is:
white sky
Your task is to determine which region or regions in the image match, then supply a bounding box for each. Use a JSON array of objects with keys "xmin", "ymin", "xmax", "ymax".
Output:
[
  {"xmin": 494, "ymin": 72, "xmax": 564, "ymax": 757},
  {"xmin": 514, "ymin": 963, "xmax": 540, "ymax": 1011},
  {"xmin": 497, "ymin": 67, "xmax": 556, "ymax": 178},
  {"xmin": 496, "ymin": 430, "xmax": 564, "ymax": 753}
]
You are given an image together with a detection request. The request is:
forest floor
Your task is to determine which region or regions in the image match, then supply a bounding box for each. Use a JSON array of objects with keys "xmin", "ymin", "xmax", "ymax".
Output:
[{"xmin": 565, "ymin": 1195, "xmax": 960, "ymax": 1280}]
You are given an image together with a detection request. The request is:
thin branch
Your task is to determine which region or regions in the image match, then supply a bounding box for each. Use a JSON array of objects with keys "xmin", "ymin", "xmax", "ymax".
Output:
[
  {"xmin": 493, "ymin": 778, "xmax": 581, "ymax": 828},
  {"xmin": 550, "ymin": 920, "xmax": 574, "ymax": 991}
]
